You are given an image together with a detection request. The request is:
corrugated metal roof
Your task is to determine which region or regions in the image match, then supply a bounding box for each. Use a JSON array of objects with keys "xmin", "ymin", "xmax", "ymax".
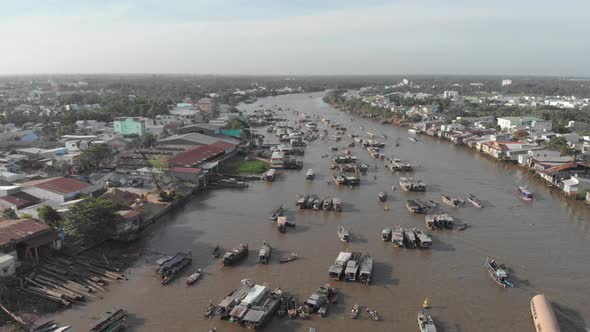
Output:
[
  {"xmin": 21, "ymin": 177, "xmax": 89, "ymax": 195},
  {"xmin": 0, "ymin": 218, "xmax": 51, "ymax": 246}
]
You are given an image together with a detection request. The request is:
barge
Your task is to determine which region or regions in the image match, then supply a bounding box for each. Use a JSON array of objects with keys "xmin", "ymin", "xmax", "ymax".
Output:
[
  {"xmin": 222, "ymin": 244, "xmax": 248, "ymax": 266},
  {"xmin": 258, "ymin": 242, "xmax": 272, "ymax": 264},
  {"xmin": 400, "ymin": 177, "xmax": 426, "ymax": 191},
  {"xmin": 406, "ymin": 199, "xmax": 426, "ymax": 213},
  {"xmin": 158, "ymin": 252, "xmax": 192, "ymax": 285}
]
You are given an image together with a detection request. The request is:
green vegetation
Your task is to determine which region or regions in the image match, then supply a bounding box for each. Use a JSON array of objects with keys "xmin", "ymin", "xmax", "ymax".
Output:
[
  {"xmin": 2, "ymin": 208, "xmax": 17, "ymax": 219},
  {"xmin": 238, "ymin": 160, "xmax": 270, "ymax": 174},
  {"xmin": 76, "ymin": 144, "xmax": 113, "ymax": 173},
  {"xmin": 149, "ymin": 156, "xmax": 169, "ymax": 170},
  {"xmin": 226, "ymin": 118, "xmax": 244, "ymax": 130},
  {"xmin": 544, "ymin": 136, "xmax": 577, "ymax": 157},
  {"xmin": 38, "ymin": 205, "xmax": 61, "ymax": 229},
  {"xmin": 62, "ymin": 197, "xmax": 119, "ymax": 244}
]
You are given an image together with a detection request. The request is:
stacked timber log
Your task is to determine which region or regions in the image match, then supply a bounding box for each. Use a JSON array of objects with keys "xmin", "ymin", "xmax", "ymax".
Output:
[{"xmin": 23, "ymin": 256, "xmax": 126, "ymax": 309}]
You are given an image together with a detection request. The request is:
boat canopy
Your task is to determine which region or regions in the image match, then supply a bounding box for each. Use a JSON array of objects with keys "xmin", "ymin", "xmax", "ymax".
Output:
[
  {"xmin": 336, "ymin": 252, "xmax": 352, "ymax": 263},
  {"xmin": 243, "ymin": 285, "xmax": 268, "ymax": 304}
]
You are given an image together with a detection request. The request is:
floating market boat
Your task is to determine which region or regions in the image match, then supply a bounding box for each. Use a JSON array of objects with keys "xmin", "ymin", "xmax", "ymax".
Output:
[
  {"xmin": 338, "ymin": 226, "xmax": 350, "ymax": 242},
  {"xmin": 391, "ymin": 226, "xmax": 405, "ymax": 247},
  {"xmin": 378, "ymin": 191, "xmax": 387, "ymax": 202},
  {"xmin": 441, "ymin": 194, "xmax": 464, "ymax": 207},
  {"xmin": 359, "ymin": 254, "xmax": 374, "ymax": 285},
  {"xmin": 406, "ymin": 199, "xmax": 426, "ymax": 213},
  {"xmin": 366, "ymin": 308, "xmax": 380, "ymax": 321},
  {"xmin": 485, "ymin": 256, "xmax": 513, "ymax": 288},
  {"xmin": 258, "ymin": 242, "xmax": 272, "ymax": 264},
  {"xmin": 211, "ymin": 245, "xmax": 222, "ymax": 258},
  {"xmin": 269, "ymin": 205, "xmax": 284, "ymax": 221},
  {"xmin": 204, "ymin": 302, "xmax": 215, "ymax": 318},
  {"xmin": 381, "ymin": 227, "xmax": 392, "ymax": 241},
  {"xmin": 413, "ymin": 229, "xmax": 433, "ymax": 248},
  {"xmin": 417, "ymin": 309, "xmax": 437, "ymax": 332},
  {"xmin": 185, "ymin": 269, "xmax": 202, "ymax": 286},
  {"xmin": 351, "ymin": 304, "xmax": 360, "ymax": 319},
  {"xmin": 467, "ymin": 194, "xmax": 483, "ymax": 208},
  {"xmin": 306, "ymin": 168, "xmax": 315, "ymax": 180},
  {"xmin": 517, "ymin": 186, "xmax": 533, "ymax": 201},
  {"xmin": 222, "ymin": 244, "xmax": 248, "ymax": 266},
  {"xmin": 287, "ymin": 297, "xmax": 298, "ymax": 319},
  {"xmin": 280, "ymin": 253, "xmax": 298, "ymax": 263},
  {"xmin": 332, "ymin": 198, "xmax": 342, "ymax": 212},
  {"xmin": 404, "ymin": 228, "xmax": 417, "ymax": 248},
  {"xmin": 158, "ymin": 252, "xmax": 192, "ymax": 285},
  {"xmin": 322, "ymin": 198, "xmax": 333, "ymax": 211}
]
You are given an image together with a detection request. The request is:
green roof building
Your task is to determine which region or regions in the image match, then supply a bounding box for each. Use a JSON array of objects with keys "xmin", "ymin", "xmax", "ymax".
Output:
[{"xmin": 114, "ymin": 117, "xmax": 147, "ymax": 137}]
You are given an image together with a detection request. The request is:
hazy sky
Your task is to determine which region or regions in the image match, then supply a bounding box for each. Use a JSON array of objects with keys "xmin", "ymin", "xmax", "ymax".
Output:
[{"xmin": 1, "ymin": 0, "xmax": 589, "ymax": 76}]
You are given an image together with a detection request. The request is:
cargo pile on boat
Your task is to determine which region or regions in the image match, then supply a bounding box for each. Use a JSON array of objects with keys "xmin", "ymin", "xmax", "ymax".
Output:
[
  {"xmin": 22, "ymin": 256, "xmax": 126, "ymax": 308},
  {"xmin": 303, "ymin": 284, "xmax": 338, "ymax": 318},
  {"xmin": 222, "ymin": 244, "xmax": 249, "ymax": 266},
  {"xmin": 400, "ymin": 177, "xmax": 426, "ymax": 192},
  {"xmin": 386, "ymin": 159, "xmax": 414, "ymax": 172}
]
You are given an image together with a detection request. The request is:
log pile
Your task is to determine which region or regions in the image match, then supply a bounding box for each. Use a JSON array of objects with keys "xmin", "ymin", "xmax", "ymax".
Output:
[{"xmin": 23, "ymin": 256, "xmax": 127, "ymax": 308}]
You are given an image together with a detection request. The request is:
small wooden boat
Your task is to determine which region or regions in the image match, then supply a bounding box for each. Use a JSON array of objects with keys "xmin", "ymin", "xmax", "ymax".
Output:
[
  {"xmin": 366, "ymin": 308, "xmax": 380, "ymax": 321},
  {"xmin": 211, "ymin": 245, "xmax": 222, "ymax": 258},
  {"xmin": 306, "ymin": 168, "xmax": 315, "ymax": 180},
  {"xmin": 204, "ymin": 302, "xmax": 215, "ymax": 318},
  {"xmin": 378, "ymin": 191, "xmax": 387, "ymax": 202},
  {"xmin": 351, "ymin": 304, "xmax": 360, "ymax": 319},
  {"xmin": 280, "ymin": 253, "xmax": 298, "ymax": 263},
  {"xmin": 269, "ymin": 205, "xmax": 284, "ymax": 221},
  {"xmin": 298, "ymin": 305, "xmax": 311, "ymax": 319},
  {"xmin": 287, "ymin": 297, "xmax": 298, "ymax": 319},
  {"xmin": 185, "ymin": 269, "xmax": 202, "ymax": 285},
  {"xmin": 467, "ymin": 194, "xmax": 483, "ymax": 208},
  {"xmin": 277, "ymin": 297, "xmax": 287, "ymax": 317},
  {"xmin": 441, "ymin": 194, "xmax": 464, "ymax": 207},
  {"xmin": 338, "ymin": 226, "xmax": 350, "ymax": 242},
  {"xmin": 258, "ymin": 242, "xmax": 272, "ymax": 264},
  {"xmin": 418, "ymin": 309, "xmax": 437, "ymax": 332},
  {"xmin": 318, "ymin": 305, "xmax": 327, "ymax": 317}
]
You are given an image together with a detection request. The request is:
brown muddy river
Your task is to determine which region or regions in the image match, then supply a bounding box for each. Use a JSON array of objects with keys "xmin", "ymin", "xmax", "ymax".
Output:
[{"xmin": 48, "ymin": 92, "xmax": 590, "ymax": 332}]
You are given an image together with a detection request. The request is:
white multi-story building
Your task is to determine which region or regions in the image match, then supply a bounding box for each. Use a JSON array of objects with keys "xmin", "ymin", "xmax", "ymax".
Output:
[
  {"xmin": 501, "ymin": 79, "xmax": 512, "ymax": 87},
  {"xmin": 497, "ymin": 117, "xmax": 552, "ymax": 132},
  {"xmin": 443, "ymin": 91, "xmax": 459, "ymax": 100}
]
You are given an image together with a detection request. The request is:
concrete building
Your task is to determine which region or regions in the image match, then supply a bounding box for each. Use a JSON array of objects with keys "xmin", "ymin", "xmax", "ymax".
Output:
[
  {"xmin": 501, "ymin": 79, "xmax": 512, "ymax": 87},
  {"xmin": 198, "ymin": 98, "xmax": 214, "ymax": 113},
  {"xmin": 114, "ymin": 117, "xmax": 147, "ymax": 137},
  {"xmin": 561, "ymin": 175, "xmax": 590, "ymax": 197},
  {"xmin": 169, "ymin": 107, "xmax": 203, "ymax": 124},
  {"xmin": 518, "ymin": 149, "xmax": 561, "ymax": 165},
  {"xmin": 443, "ymin": 91, "xmax": 459, "ymax": 100},
  {"xmin": 497, "ymin": 117, "xmax": 552, "ymax": 132}
]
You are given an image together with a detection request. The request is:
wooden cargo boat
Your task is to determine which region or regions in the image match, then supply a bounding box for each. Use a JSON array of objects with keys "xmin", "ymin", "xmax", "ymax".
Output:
[
  {"xmin": 222, "ymin": 244, "xmax": 248, "ymax": 266},
  {"xmin": 158, "ymin": 252, "xmax": 192, "ymax": 285},
  {"xmin": 351, "ymin": 304, "xmax": 360, "ymax": 319},
  {"xmin": 441, "ymin": 194, "xmax": 464, "ymax": 207},
  {"xmin": 391, "ymin": 226, "xmax": 405, "ymax": 247},
  {"xmin": 381, "ymin": 227, "xmax": 392, "ymax": 241},
  {"xmin": 406, "ymin": 199, "xmax": 426, "ymax": 213},
  {"xmin": 269, "ymin": 205, "xmax": 284, "ymax": 221},
  {"xmin": 258, "ymin": 242, "xmax": 272, "ymax": 264},
  {"xmin": 467, "ymin": 194, "xmax": 483, "ymax": 208},
  {"xmin": 359, "ymin": 255, "xmax": 374, "ymax": 285},
  {"xmin": 413, "ymin": 229, "xmax": 432, "ymax": 248},
  {"xmin": 332, "ymin": 198, "xmax": 342, "ymax": 212},
  {"xmin": 279, "ymin": 253, "xmax": 298, "ymax": 263},
  {"xmin": 186, "ymin": 269, "xmax": 202, "ymax": 286},
  {"xmin": 344, "ymin": 252, "xmax": 362, "ymax": 281},
  {"xmin": 403, "ymin": 229, "xmax": 417, "ymax": 248}
]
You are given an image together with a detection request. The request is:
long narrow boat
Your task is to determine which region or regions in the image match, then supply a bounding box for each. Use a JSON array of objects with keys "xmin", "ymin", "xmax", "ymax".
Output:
[
  {"xmin": 517, "ymin": 186, "xmax": 533, "ymax": 201},
  {"xmin": 441, "ymin": 195, "xmax": 464, "ymax": 207},
  {"xmin": 269, "ymin": 205, "xmax": 284, "ymax": 221},
  {"xmin": 391, "ymin": 226, "xmax": 405, "ymax": 247},
  {"xmin": 222, "ymin": 244, "xmax": 248, "ymax": 266},
  {"xmin": 185, "ymin": 269, "xmax": 202, "ymax": 286},
  {"xmin": 287, "ymin": 297, "xmax": 298, "ymax": 319},
  {"xmin": 485, "ymin": 256, "xmax": 513, "ymax": 288},
  {"xmin": 280, "ymin": 253, "xmax": 298, "ymax": 263}
]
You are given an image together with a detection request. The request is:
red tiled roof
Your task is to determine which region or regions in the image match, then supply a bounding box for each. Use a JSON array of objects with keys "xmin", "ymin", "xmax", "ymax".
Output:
[
  {"xmin": 209, "ymin": 140, "xmax": 237, "ymax": 151},
  {"xmin": 542, "ymin": 162, "xmax": 581, "ymax": 175},
  {"xmin": 170, "ymin": 167, "xmax": 202, "ymax": 174},
  {"xmin": 0, "ymin": 218, "xmax": 51, "ymax": 247},
  {"xmin": 0, "ymin": 192, "xmax": 41, "ymax": 208},
  {"xmin": 167, "ymin": 142, "xmax": 228, "ymax": 167},
  {"xmin": 21, "ymin": 177, "xmax": 89, "ymax": 195}
]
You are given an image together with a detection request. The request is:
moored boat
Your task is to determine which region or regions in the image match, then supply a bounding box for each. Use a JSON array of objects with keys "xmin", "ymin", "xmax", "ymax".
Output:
[
  {"xmin": 280, "ymin": 253, "xmax": 298, "ymax": 263},
  {"xmin": 338, "ymin": 226, "xmax": 350, "ymax": 242},
  {"xmin": 212, "ymin": 245, "xmax": 222, "ymax": 258},
  {"xmin": 287, "ymin": 297, "xmax": 298, "ymax": 319},
  {"xmin": 366, "ymin": 308, "xmax": 380, "ymax": 321},
  {"xmin": 306, "ymin": 168, "xmax": 315, "ymax": 180},
  {"xmin": 222, "ymin": 244, "xmax": 248, "ymax": 266},
  {"xmin": 378, "ymin": 191, "xmax": 387, "ymax": 202},
  {"xmin": 417, "ymin": 309, "xmax": 437, "ymax": 332},
  {"xmin": 485, "ymin": 256, "xmax": 513, "ymax": 287},
  {"xmin": 441, "ymin": 194, "xmax": 464, "ymax": 207},
  {"xmin": 158, "ymin": 252, "xmax": 192, "ymax": 285},
  {"xmin": 185, "ymin": 269, "xmax": 202, "ymax": 285},
  {"xmin": 351, "ymin": 304, "xmax": 360, "ymax": 319},
  {"xmin": 258, "ymin": 242, "xmax": 272, "ymax": 264},
  {"xmin": 413, "ymin": 229, "xmax": 433, "ymax": 248},
  {"xmin": 403, "ymin": 228, "xmax": 417, "ymax": 248},
  {"xmin": 332, "ymin": 198, "xmax": 342, "ymax": 212},
  {"xmin": 391, "ymin": 226, "xmax": 405, "ymax": 247},
  {"xmin": 269, "ymin": 205, "xmax": 284, "ymax": 221},
  {"xmin": 517, "ymin": 186, "xmax": 533, "ymax": 201}
]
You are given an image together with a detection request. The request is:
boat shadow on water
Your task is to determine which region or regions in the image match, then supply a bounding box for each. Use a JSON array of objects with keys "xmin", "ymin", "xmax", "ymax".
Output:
[
  {"xmin": 551, "ymin": 301, "xmax": 588, "ymax": 332},
  {"xmin": 370, "ymin": 261, "xmax": 398, "ymax": 287},
  {"xmin": 433, "ymin": 319, "xmax": 465, "ymax": 332},
  {"xmin": 429, "ymin": 237, "xmax": 456, "ymax": 252}
]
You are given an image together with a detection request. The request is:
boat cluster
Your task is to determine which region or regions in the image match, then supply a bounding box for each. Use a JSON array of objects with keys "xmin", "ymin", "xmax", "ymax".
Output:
[
  {"xmin": 328, "ymin": 252, "xmax": 374, "ymax": 284},
  {"xmin": 399, "ymin": 177, "xmax": 426, "ymax": 192},
  {"xmin": 296, "ymin": 194, "xmax": 342, "ymax": 212},
  {"xmin": 382, "ymin": 226, "xmax": 432, "ymax": 248}
]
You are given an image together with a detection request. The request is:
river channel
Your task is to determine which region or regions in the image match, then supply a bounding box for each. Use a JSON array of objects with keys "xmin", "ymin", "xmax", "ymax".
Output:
[{"xmin": 48, "ymin": 92, "xmax": 589, "ymax": 332}]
